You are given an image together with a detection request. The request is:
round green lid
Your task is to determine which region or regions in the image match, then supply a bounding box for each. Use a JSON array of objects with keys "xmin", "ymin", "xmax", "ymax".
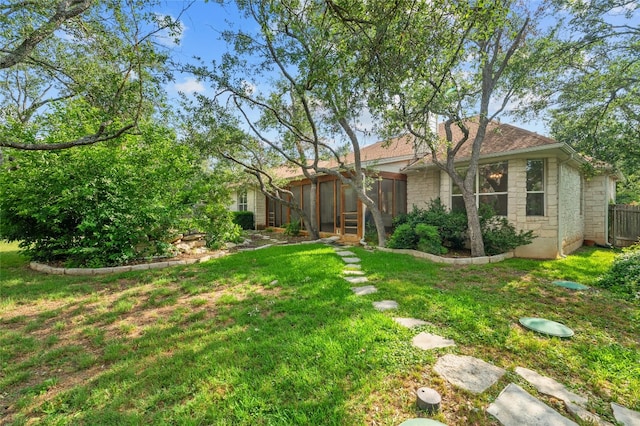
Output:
[
  {"xmin": 552, "ymin": 280, "xmax": 589, "ymax": 290},
  {"xmin": 519, "ymin": 317, "xmax": 574, "ymax": 338},
  {"xmin": 399, "ymin": 419, "xmax": 447, "ymax": 426}
]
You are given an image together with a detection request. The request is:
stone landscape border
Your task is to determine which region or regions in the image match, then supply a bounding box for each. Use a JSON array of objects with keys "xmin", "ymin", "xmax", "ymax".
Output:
[
  {"xmin": 29, "ymin": 251, "xmax": 229, "ymax": 276},
  {"xmin": 29, "ymin": 238, "xmax": 511, "ymax": 275},
  {"xmin": 376, "ymin": 247, "xmax": 513, "ymax": 264}
]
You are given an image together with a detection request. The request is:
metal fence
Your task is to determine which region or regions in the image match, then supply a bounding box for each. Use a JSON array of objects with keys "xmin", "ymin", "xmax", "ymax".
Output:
[{"xmin": 609, "ymin": 204, "xmax": 640, "ymax": 247}]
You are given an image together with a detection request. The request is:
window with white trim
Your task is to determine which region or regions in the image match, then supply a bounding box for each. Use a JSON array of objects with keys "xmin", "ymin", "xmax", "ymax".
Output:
[
  {"xmin": 526, "ymin": 160, "xmax": 544, "ymax": 216},
  {"xmin": 451, "ymin": 162, "xmax": 508, "ymax": 216},
  {"xmin": 238, "ymin": 190, "xmax": 248, "ymax": 211}
]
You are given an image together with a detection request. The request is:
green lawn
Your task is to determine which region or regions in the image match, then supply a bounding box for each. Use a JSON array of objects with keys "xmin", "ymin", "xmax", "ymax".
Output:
[{"xmin": 1, "ymin": 242, "xmax": 638, "ymax": 425}]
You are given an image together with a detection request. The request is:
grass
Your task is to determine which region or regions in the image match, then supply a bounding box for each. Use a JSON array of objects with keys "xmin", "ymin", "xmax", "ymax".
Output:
[{"xmin": 1, "ymin": 240, "xmax": 638, "ymax": 425}]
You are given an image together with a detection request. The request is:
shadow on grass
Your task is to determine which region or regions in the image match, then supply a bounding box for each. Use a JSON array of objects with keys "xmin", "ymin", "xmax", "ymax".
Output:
[{"xmin": 1, "ymin": 244, "xmax": 420, "ymax": 424}]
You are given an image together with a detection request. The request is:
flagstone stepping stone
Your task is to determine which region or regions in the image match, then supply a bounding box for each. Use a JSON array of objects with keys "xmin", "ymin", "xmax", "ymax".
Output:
[
  {"xmin": 552, "ymin": 280, "xmax": 590, "ymax": 290},
  {"xmin": 342, "ymin": 257, "xmax": 361, "ymax": 263},
  {"xmin": 612, "ymin": 403, "xmax": 640, "ymax": 426},
  {"xmin": 515, "ymin": 367, "xmax": 588, "ymax": 406},
  {"xmin": 344, "ymin": 276, "xmax": 369, "ymax": 284},
  {"xmin": 344, "ymin": 264, "xmax": 361, "ymax": 269},
  {"xmin": 434, "ymin": 354, "xmax": 505, "ymax": 394},
  {"xmin": 373, "ymin": 300, "xmax": 398, "ymax": 311},
  {"xmin": 399, "ymin": 419, "xmax": 447, "ymax": 426},
  {"xmin": 343, "ymin": 269, "xmax": 365, "ymax": 275},
  {"xmin": 351, "ymin": 285, "xmax": 377, "ymax": 296},
  {"xmin": 394, "ymin": 317, "xmax": 430, "ymax": 328},
  {"xmin": 565, "ymin": 401, "xmax": 613, "ymax": 426},
  {"xmin": 412, "ymin": 332, "xmax": 456, "ymax": 350},
  {"xmin": 336, "ymin": 250, "xmax": 354, "ymax": 256},
  {"xmin": 487, "ymin": 383, "xmax": 578, "ymax": 426},
  {"xmin": 519, "ymin": 317, "xmax": 574, "ymax": 338}
]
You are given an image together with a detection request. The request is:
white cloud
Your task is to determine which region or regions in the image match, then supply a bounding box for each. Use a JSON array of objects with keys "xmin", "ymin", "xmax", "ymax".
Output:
[{"xmin": 174, "ymin": 77, "xmax": 205, "ymax": 94}]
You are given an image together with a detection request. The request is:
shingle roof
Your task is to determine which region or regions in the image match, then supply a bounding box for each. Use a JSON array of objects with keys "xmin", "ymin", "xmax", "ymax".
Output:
[
  {"xmin": 434, "ymin": 119, "xmax": 559, "ymax": 159},
  {"xmin": 273, "ymin": 120, "xmax": 560, "ymax": 179}
]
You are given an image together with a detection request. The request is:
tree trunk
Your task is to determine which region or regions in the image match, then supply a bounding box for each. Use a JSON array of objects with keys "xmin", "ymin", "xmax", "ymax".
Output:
[
  {"xmin": 369, "ymin": 203, "xmax": 387, "ymax": 247},
  {"xmin": 306, "ymin": 180, "xmax": 320, "ymax": 240},
  {"xmin": 462, "ymin": 190, "xmax": 485, "ymax": 257}
]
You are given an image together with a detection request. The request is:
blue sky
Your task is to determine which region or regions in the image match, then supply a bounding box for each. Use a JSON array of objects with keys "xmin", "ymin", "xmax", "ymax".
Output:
[{"xmin": 153, "ymin": 0, "xmax": 636, "ymax": 142}]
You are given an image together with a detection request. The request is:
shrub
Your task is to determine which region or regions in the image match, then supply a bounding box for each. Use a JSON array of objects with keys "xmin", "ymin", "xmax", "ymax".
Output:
[
  {"xmin": 415, "ymin": 223, "xmax": 447, "ymax": 255},
  {"xmin": 392, "ymin": 199, "xmax": 467, "ymax": 249},
  {"xmin": 386, "ymin": 223, "xmax": 418, "ymax": 249},
  {"xmin": 480, "ymin": 215, "xmax": 535, "ymax": 255},
  {"xmin": 284, "ymin": 220, "xmax": 301, "ymax": 236},
  {"xmin": 0, "ymin": 124, "xmax": 236, "ymax": 266},
  {"xmin": 598, "ymin": 242, "xmax": 640, "ymax": 301},
  {"xmin": 232, "ymin": 211, "xmax": 255, "ymax": 230}
]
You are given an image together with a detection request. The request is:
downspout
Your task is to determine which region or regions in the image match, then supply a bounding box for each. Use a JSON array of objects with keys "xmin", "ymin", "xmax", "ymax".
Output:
[{"xmin": 557, "ymin": 153, "xmax": 575, "ymax": 258}]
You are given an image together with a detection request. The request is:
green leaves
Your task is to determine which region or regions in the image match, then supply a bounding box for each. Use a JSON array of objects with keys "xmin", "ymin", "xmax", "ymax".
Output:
[{"xmin": 0, "ymin": 121, "xmax": 235, "ymax": 266}]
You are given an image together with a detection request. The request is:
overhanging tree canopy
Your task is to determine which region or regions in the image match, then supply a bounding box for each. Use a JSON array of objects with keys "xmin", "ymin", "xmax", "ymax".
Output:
[{"xmin": 0, "ymin": 0, "xmax": 186, "ymax": 151}]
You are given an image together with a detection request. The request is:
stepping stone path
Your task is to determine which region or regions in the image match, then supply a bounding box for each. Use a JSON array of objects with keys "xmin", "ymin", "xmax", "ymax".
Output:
[
  {"xmin": 344, "ymin": 276, "xmax": 369, "ymax": 284},
  {"xmin": 612, "ymin": 403, "xmax": 640, "ymax": 426},
  {"xmin": 372, "ymin": 300, "xmax": 398, "ymax": 311},
  {"xmin": 394, "ymin": 317, "xmax": 430, "ymax": 328},
  {"xmin": 434, "ymin": 354, "xmax": 505, "ymax": 394},
  {"xmin": 328, "ymin": 242, "xmax": 640, "ymax": 426},
  {"xmin": 516, "ymin": 367, "xmax": 587, "ymax": 406},
  {"xmin": 351, "ymin": 285, "xmax": 377, "ymax": 296},
  {"xmin": 412, "ymin": 332, "xmax": 456, "ymax": 351},
  {"xmin": 488, "ymin": 383, "xmax": 579, "ymax": 426}
]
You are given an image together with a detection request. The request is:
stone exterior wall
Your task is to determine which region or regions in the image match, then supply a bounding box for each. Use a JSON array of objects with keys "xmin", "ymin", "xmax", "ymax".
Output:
[
  {"xmin": 406, "ymin": 169, "xmax": 441, "ymax": 209},
  {"xmin": 558, "ymin": 162, "xmax": 584, "ymax": 253},
  {"xmin": 583, "ymin": 175, "xmax": 612, "ymax": 244},
  {"xmin": 510, "ymin": 158, "xmax": 560, "ymax": 259}
]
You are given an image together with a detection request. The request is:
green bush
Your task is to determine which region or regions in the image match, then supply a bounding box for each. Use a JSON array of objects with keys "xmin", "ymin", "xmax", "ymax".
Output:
[
  {"xmin": 480, "ymin": 215, "xmax": 536, "ymax": 255},
  {"xmin": 284, "ymin": 220, "xmax": 301, "ymax": 236},
  {"xmin": 386, "ymin": 223, "xmax": 418, "ymax": 249},
  {"xmin": 598, "ymin": 242, "xmax": 640, "ymax": 301},
  {"xmin": 392, "ymin": 199, "xmax": 467, "ymax": 249},
  {"xmin": 415, "ymin": 223, "xmax": 447, "ymax": 255},
  {"xmin": 232, "ymin": 211, "xmax": 255, "ymax": 230},
  {"xmin": 0, "ymin": 124, "xmax": 236, "ymax": 266}
]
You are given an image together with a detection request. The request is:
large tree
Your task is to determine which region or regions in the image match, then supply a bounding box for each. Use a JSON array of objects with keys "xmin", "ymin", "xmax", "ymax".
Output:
[
  {"xmin": 0, "ymin": 0, "xmax": 186, "ymax": 151},
  {"xmin": 187, "ymin": 0, "xmax": 391, "ymax": 245},
  {"xmin": 181, "ymin": 97, "xmax": 322, "ymax": 239},
  {"xmin": 329, "ymin": 0, "xmax": 563, "ymax": 256},
  {"xmin": 549, "ymin": 0, "xmax": 639, "ymax": 203}
]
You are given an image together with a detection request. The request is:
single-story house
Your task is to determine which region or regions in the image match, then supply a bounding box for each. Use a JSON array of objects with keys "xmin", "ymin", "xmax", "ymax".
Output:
[{"xmin": 231, "ymin": 120, "xmax": 620, "ymax": 258}]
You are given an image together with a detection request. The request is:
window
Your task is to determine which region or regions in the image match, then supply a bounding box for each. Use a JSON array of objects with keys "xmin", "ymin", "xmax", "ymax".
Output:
[
  {"xmin": 526, "ymin": 160, "xmax": 544, "ymax": 216},
  {"xmin": 451, "ymin": 162, "xmax": 508, "ymax": 216},
  {"xmin": 238, "ymin": 190, "xmax": 248, "ymax": 211}
]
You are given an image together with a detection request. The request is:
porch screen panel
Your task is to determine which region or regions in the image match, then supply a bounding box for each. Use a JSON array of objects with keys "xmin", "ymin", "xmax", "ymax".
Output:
[
  {"xmin": 395, "ymin": 180, "xmax": 407, "ymax": 216},
  {"xmin": 274, "ymin": 199, "xmax": 283, "ymax": 227},
  {"xmin": 290, "ymin": 187, "xmax": 301, "ymax": 224},
  {"xmin": 302, "ymin": 184, "xmax": 311, "ymax": 227},
  {"xmin": 319, "ymin": 181, "xmax": 335, "ymax": 233},
  {"xmin": 381, "ymin": 179, "xmax": 394, "ymax": 232}
]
